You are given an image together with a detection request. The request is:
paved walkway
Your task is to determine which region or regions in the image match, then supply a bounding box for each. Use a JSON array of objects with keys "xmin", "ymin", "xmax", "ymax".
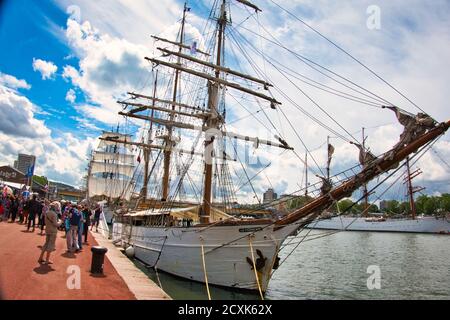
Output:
[
  {"xmin": 91, "ymin": 231, "xmax": 171, "ymax": 300},
  {"xmin": 0, "ymin": 221, "xmax": 147, "ymax": 300}
]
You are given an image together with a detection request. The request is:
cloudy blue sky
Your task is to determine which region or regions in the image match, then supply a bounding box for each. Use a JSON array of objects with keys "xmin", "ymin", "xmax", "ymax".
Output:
[{"xmin": 0, "ymin": 0, "xmax": 449, "ymax": 203}]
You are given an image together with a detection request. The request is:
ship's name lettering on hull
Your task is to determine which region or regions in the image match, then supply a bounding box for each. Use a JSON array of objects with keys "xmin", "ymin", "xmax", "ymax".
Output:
[{"xmin": 239, "ymin": 227, "xmax": 263, "ymax": 233}]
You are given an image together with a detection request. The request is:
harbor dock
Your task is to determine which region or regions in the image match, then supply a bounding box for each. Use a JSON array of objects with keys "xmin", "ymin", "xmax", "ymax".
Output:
[{"xmin": 0, "ymin": 221, "xmax": 170, "ymax": 300}]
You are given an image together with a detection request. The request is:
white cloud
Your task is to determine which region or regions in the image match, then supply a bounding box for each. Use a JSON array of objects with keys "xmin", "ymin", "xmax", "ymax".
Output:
[
  {"xmin": 65, "ymin": 88, "xmax": 76, "ymax": 103},
  {"xmin": 61, "ymin": 18, "xmax": 152, "ymax": 124},
  {"xmin": 0, "ymin": 76, "xmax": 95, "ymax": 187},
  {"xmin": 55, "ymin": 0, "xmax": 183, "ymax": 46},
  {"xmin": 32, "ymin": 58, "xmax": 58, "ymax": 80},
  {"xmin": 0, "ymin": 73, "xmax": 31, "ymax": 90},
  {"xmin": 0, "ymin": 130, "xmax": 95, "ymax": 187},
  {"xmin": 0, "ymin": 85, "xmax": 50, "ymax": 138},
  {"xmin": 62, "ymin": 65, "xmax": 80, "ymax": 82},
  {"xmin": 70, "ymin": 115, "xmax": 101, "ymax": 131},
  {"xmin": 55, "ymin": 0, "xmax": 206, "ymax": 126}
]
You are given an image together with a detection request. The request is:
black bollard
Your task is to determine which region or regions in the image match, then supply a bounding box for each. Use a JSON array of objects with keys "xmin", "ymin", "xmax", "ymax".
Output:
[{"xmin": 90, "ymin": 246, "xmax": 108, "ymax": 274}]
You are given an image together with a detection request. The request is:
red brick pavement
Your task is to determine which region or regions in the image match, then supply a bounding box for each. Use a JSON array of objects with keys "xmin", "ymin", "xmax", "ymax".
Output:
[{"xmin": 0, "ymin": 221, "xmax": 136, "ymax": 300}]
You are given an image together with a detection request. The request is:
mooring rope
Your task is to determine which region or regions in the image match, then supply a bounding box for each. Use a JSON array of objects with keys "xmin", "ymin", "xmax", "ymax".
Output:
[
  {"xmin": 249, "ymin": 238, "xmax": 264, "ymax": 300},
  {"xmin": 200, "ymin": 244, "xmax": 212, "ymax": 300}
]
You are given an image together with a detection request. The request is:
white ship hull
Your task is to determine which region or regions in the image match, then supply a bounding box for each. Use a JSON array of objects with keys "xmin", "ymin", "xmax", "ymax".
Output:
[
  {"xmin": 112, "ymin": 222, "xmax": 298, "ymax": 292},
  {"xmin": 306, "ymin": 216, "xmax": 450, "ymax": 234}
]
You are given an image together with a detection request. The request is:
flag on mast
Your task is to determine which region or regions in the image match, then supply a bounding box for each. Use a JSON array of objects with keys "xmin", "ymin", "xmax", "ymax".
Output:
[{"xmin": 327, "ymin": 143, "xmax": 335, "ymax": 167}]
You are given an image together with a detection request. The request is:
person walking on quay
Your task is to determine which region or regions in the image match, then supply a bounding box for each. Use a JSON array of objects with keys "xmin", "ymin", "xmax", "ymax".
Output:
[
  {"xmin": 61, "ymin": 203, "xmax": 71, "ymax": 249},
  {"xmin": 61, "ymin": 202, "xmax": 70, "ymax": 232},
  {"xmin": 38, "ymin": 202, "xmax": 60, "ymax": 265},
  {"xmin": 68, "ymin": 207, "xmax": 81, "ymax": 253},
  {"xmin": 27, "ymin": 195, "xmax": 40, "ymax": 232},
  {"xmin": 91, "ymin": 204, "xmax": 102, "ymax": 232},
  {"xmin": 36, "ymin": 199, "xmax": 44, "ymax": 233},
  {"xmin": 17, "ymin": 196, "xmax": 24, "ymax": 223},
  {"xmin": 0, "ymin": 200, "xmax": 4, "ymax": 222},
  {"xmin": 9, "ymin": 196, "xmax": 19, "ymax": 223},
  {"xmin": 82, "ymin": 205, "xmax": 91, "ymax": 244},
  {"xmin": 39, "ymin": 199, "xmax": 49, "ymax": 235},
  {"xmin": 2, "ymin": 195, "xmax": 11, "ymax": 222},
  {"xmin": 21, "ymin": 197, "xmax": 29, "ymax": 224},
  {"xmin": 77, "ymin": 205, "xmax": 84, "ymax": 251}
]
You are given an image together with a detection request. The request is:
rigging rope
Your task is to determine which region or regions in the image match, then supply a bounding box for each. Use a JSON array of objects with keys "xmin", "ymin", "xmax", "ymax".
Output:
[
  {"xmin": 231, "ymin": 27, "xmax": 361, "ymax": 144},
  {"xmin": 267, "ymin": 0, "xmax": 427, "ymax": 114},
  {"xmin": 237, "ymin": 24, "xmax": 394, "ymax": 107}
]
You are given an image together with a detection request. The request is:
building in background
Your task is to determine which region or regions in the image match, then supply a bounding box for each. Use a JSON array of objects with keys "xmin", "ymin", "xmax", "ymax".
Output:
[
  {"xmin": 14, "ymin": 154, "xmax": 36, "ymax": 175},
  {"xmin": 379, "ymin": 200, "xmax": 388, "ymax": 211},
  {"xmin": 49, "ymin": 181, "xmax": 84, "ymax": 202},
  {"xmin": 263, "ymin": 188, "xmax": 278, "ymax": 203},
  {"xmin": 0, "ymin": 165, "xmax": 27, "ymax": 187}
]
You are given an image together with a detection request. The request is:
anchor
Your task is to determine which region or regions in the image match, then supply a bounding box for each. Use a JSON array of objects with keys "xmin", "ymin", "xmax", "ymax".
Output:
[{"xmin": 246, "ymin": 249, "xmax": 267, "ymax": 271}]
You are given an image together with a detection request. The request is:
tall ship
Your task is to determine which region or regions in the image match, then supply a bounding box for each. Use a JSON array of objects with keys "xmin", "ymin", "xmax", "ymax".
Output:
[
  {"xmin": 86, "ymin": 130, "xmax": 137, "ymax": 224},
  {"xmin": 92, "ymin": 0, "xmax": 450, "ymax": 293}
]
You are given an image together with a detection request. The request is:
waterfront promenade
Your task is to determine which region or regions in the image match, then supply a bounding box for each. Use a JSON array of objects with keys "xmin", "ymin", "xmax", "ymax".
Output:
[{"xmin": 0, "ymin": 221, "xmax": 170, "ymax": 300}]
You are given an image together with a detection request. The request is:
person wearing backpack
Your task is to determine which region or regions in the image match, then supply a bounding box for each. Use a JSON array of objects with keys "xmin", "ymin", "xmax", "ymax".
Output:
[{"xmin": 68, "ymin": 207, "xmax": 81, "ymax": 253}]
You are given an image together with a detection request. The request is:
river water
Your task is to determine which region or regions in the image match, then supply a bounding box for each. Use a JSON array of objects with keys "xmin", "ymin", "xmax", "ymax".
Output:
[{"xmin": 132, "ymin": 230, "xmax": 450, "ymax": 300}]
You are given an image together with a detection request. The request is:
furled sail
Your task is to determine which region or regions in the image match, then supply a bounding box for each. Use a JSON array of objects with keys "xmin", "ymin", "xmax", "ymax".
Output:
[
  {"xmin": 93, "ymin": 152, "xmax": 135, "ymax": 164},
  {"xmin": 98, "ymin": 139, "xmax": 134, "ymax": 152},
  {"xmin": 101, "ymin": 132, "xmax": 132, "ymax": 140},
  {"xmin": 98, "ymin": 132, "xmax": 134, "ymax": 152},
  {"xmin": 90, "ymin": 161, "xmax": 135, "ymax": 178}
]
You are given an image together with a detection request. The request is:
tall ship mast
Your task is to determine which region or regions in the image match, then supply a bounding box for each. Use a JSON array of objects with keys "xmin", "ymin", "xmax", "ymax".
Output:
[
  {"xmin": 404, "ymin": 156, "xmax": 425, "ymax": 220},
  {"xmin": 98, "ymin": 0, "xmax": 450, "ymax": 293}
]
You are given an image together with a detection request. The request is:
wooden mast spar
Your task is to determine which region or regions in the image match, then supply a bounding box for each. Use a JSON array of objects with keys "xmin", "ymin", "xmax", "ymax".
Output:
[
  {"xmin": 201, "ymin": 0, "xmax": 226, "ymax": 224},
  {"xmin": 404, "ymin": 157, "xmax": 424, "ymax": 220},
  {"xmin": 200, "ymin": 0, "xmax": 267, "ymax": 223},
  {"xmin": 161, "ymin": 3, "xmax": 189, "ymax": 202}
]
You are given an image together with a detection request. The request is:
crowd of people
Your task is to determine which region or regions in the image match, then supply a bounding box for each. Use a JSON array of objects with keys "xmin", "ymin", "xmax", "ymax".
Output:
[{"xmin": 0, "ymin": 190, "xmax": 104, "ymax": 265}]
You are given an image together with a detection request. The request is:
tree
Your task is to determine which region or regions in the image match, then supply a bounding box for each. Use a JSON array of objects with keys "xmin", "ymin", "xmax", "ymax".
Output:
[
  {"xmin": 439, "ymin": 193, "xmax": 450, "ymax": 212},
  {"xmin": 386, "ymin": 200, "xmax": 400, "ymax": 214},
  {"xmin": 415, "ymin": 195, "xmax": 429, "ymax": 215},
  {"xmin": 424, "ymin": 197, "xmax": 439, "ymax": 215},
  {"xmin": 338, "ymin": 199, "xmax": 355, "ymax": 213},
  {"xmin": 287, "ymin": 196, "xmax": 312, "ymax": 210},
  {"xmin": 399, "ymin": 202, "xmax": 410, "ymax": 214}
]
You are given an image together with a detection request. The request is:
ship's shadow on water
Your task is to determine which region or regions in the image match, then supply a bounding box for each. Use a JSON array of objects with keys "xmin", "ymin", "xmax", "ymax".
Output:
[{"xmin": 131, "ymin": 258, "xmax": 260, "ymax": 300}]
